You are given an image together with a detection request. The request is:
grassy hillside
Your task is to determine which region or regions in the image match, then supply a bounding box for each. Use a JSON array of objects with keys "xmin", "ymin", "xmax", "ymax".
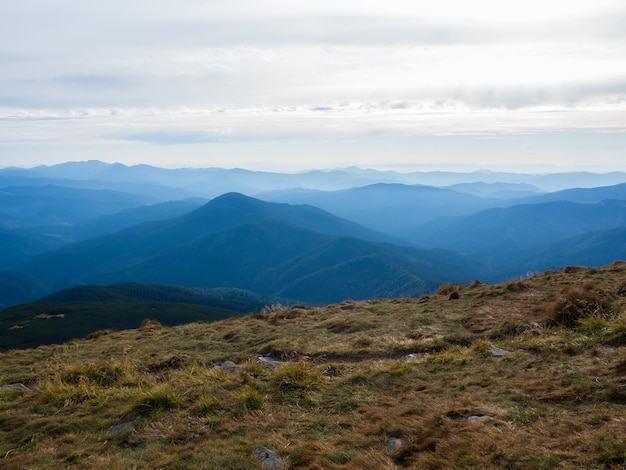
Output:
[{"xmin": 1, "ymin": 262, "xmax": 626, "ymax": 468}]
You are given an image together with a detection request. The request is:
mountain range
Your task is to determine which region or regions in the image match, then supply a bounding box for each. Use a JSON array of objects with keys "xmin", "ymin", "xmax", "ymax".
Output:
[
  {"xmin": 16, "ymin": 193, "xmax": 478, "ymax": 305},
  {"xmin": 4, "ymin": 160, "xmax": 626, "ymax": 197},
  {"xmin": 2, "ymin": 160, "xmax": 626, "ymax": 316}
]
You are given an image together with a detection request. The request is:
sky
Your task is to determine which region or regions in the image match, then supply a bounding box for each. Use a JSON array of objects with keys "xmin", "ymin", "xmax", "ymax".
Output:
[{"xmin": 1, "ymin": 0, "xmax": 625, "ymax": 172}]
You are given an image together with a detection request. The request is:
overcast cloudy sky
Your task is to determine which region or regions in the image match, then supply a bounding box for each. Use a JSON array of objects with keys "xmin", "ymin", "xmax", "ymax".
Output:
[{"xmin": 1, "ymin": 0, "xmax": 625, "ymax": 171}]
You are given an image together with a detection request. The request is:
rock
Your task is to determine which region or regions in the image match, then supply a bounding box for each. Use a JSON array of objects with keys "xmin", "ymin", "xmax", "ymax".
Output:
[
  {"xmin": 405, "ymin": 353, "xmax": 418, "ymax": 361},
  {"xmin": 256, "ymin": 357, "xmax": 280, "ymax": 370},
  {"xmin": 491, "ymin": 347, "xmax": 512, "ymax": 357},
  {"xmin": 517, "ymin": 322, "xmax": 542, "ymax": 335},
  {"xmin": 220, "ymin": 361, "xmax": 239, "ymax": 373},
  {"xmin": 386, "ymin": 437, "xmax": 404, "ymax": 451},
  {"xmin": 0, "ymin": 383, "xmax": 31, "ymax": 392},
  {"xmin": 253, "ymin": 446, "xmax": 283, "ymax": 469},
  {"xmin": 467, "ymin": 415, "xmax": 490, "ymax": 423},
  {"xmin": 105, "ymin": 422, "xmax": 134, "ymax": 434}
]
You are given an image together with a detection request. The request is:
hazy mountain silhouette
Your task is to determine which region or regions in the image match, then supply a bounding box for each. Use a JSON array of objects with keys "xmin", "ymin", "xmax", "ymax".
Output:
[
  {"xmin": 444, "ymin": 182, "xmax": 543, "ymax": 199},
  {"xmin": 0, "ymin": 229, "xmax": 65, "ymax": 270},
  {"xmin": 0, "ymin": 184, "xmax": 157, "ymax": 228},
  {"xmin": 411, "ymin": 200, "xmax": 626, "ymax": 259},
  {"xmin": 72, "ymin": 198, "xmax": 206, "ymax": 241},
  {"xmin": 4, "ymin": 161, "xmax": 626, "ymax": 307},
  {"xmin": 510, "ymin": 182, "xmax": 626, "ymax": 205},
  {"xmin": 18, "ymin": 193, "xmax": 479, "ymax": 304},
  {"xmin": 0, "ymin": 271, "xmax": 47, "ymax": 309},
  {"xmin": 256, "ymin": 183, "xmax": 500, "ymax": 236},
  {"xmin": 5, "ymin": 161, "xmax": 626, "ymax": 197},
  {"xmin": 509, "ymin": 227, "xmax": 626, "ymax": 275}
]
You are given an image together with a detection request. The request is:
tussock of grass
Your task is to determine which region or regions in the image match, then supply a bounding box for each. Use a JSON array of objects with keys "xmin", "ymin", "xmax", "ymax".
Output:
[
  {"xmin": 427, "ymin": 345, "xmax": 473, "ymax": 364},
  {"xmin": 272, "ymin": 361, "xmax": 323, "ymax": 393},
  {"xmin": 139, "ymin": 318, "xmax": 166, "ymax": 330},
  {"xmin": 130, "ymin": 386, "xmax": 185, "ymax": 415},
  {"xmin": 39, "ymin": 383, "xmax": 95, "ymax": 408},
  {"xmin": 232, "ymin": 387, "xmax": 265, "ymax": 416},
  {"xmin": 547, "ymin": 283, "xmax": 615, "ymax": 327},
  {"xmin": 435, "ymin": 282, "xmax": 457, "ymax": 296},
  {"xmin": 61, "ymin": 361, "xmax": 133, "ymax": 386}
]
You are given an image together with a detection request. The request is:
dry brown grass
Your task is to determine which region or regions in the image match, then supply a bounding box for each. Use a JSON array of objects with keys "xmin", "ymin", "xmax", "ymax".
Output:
[{"xmin": 1, "ymin": 263, "xmax": 626, "ymax": 468}]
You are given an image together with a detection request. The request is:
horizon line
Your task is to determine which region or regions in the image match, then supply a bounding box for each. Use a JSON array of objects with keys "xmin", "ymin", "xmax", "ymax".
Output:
[{"xmin": 3, "ymin": 159, "xmax": 626, "ymax": 176}]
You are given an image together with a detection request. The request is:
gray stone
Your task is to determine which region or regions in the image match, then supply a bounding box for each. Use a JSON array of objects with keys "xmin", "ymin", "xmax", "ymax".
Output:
[
  {"xmin": 256, "ymin": 356, "xmax": 280, "ymax": 370},
  {"xmin": 405, "ymin": 353, "xmax": 418, "ymax": 361},
  {"xmin": 220, "ymin": 361, "xmax": 239, "ymax": 373},
  {"xmin": 467, "ymin": 415, "xmax": 490, "ymax": 423},
  {"xmin": 491, "ymin": 347, "xmax": 512, "ymax": 357},
  {"xmin": 105, "ymin": 422, "xmax": 134, "ymax": 434},
  {"xmin": 386, "ymin": 437, "xmax": 404, "ymax": 451},
  {"xmin": 253, "ymin": 446, "xmax": 283, "ymax": 469},
  {"xmin": 518, "ymin": 322, "xmax": 542, "ymax": 335},
  {"xmin": 0, "ymin": 383, "xmax": 31, "ymax": 392}
]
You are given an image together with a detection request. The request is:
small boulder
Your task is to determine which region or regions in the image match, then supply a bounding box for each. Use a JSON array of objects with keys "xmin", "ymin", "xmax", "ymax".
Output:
[
  {"xmin": 256, "ymin": 357, "xmax": 280, "ymax": 370},
  {"xmin": 0, "ymin": 383, "xmax": 31, "ymax": 392},
  {"xmin": 491, "ymin": 347, "xmax": 512, "ymax": 357},
  {"xmin": 386, "ymin": 437, "xmax": 404, "ymax": 452},
  {"xmin": 253, "ymin": 446, "xmax": 283, "ymax": 469},
  {"xmin": 105, "ymin": 422, "xmax": 134, "ymax": 434},
  {"xmin": 219, "ymin": 361, "xmax": 239, "ymax": 373},
  {"xmin": 467, "ymin": 415, "xmax": 490, "ymax": 423}
]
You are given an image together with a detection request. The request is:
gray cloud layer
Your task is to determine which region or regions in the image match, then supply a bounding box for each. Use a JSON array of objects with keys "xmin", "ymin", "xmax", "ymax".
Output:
[{"xmin": 1, "ymin": 0, "xmax": 625, "ymax": 170}]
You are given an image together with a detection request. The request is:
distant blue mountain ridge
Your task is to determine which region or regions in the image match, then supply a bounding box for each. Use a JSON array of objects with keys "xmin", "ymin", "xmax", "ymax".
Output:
[{"xmin": 2, "ymin": 161, "xmax": 626, "ymax": 310}]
